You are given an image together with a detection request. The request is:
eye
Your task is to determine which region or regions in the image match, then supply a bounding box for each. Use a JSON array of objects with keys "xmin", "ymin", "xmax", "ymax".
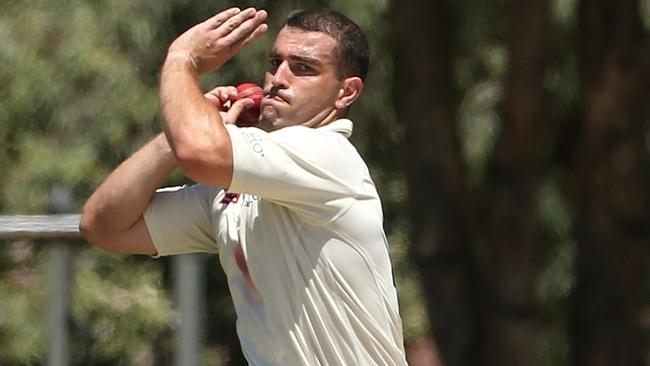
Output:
[
  {"xmin": 291, "ymin": 62, "xmax": 316, "ymax": 76},
  {"xmin": 267, "ymin": 58, "xmax": 281, "ymax": 73},
  {"xmin": 297, "ymin": 63, "xmax": 313, "ymax": 72}
]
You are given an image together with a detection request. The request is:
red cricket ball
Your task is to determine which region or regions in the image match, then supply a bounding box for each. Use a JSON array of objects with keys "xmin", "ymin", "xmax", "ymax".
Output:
[{"xmin": 233, "ymin": 83, "xmax": 264, "ymax": 127}]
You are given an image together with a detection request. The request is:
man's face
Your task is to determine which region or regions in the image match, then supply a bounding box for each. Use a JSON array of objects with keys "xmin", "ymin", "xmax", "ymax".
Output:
[{"xmin": 259, "ymin": 27, "xmax": 343, "ymax": 131}]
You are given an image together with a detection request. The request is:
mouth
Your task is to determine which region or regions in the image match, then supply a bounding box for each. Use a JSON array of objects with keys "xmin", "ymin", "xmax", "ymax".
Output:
[{"xmin": 263, "ymin": 89, "xmax": 290, "ymax": 104}]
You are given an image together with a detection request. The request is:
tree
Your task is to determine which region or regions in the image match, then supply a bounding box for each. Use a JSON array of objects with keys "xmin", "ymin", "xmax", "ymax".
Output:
[
  {"xmin": 391, "ymin": 1, "xmax": 478, "ymax": 365},
  {"xmin": 481, "ymin": 0, "xmax": 550, "ymax": 364},
  {"xmin": 392, "ymin": 0, "xmax": 650, "ymax": 365},
  {"xmin": 569, "ymin": 0, "xmax": 650, "ymax": 364}
]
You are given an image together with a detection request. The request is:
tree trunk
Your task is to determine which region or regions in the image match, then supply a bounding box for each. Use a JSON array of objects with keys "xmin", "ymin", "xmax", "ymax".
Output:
[
  {"xmin": 391, "ymin": 1, "xmax": 478, "ymax": 365},
  {"xmin": 481, "ymin": 0, "xmax": 550, "ymax": 364},
  {"xmin": 569, "ymin": 0, "xmax": 650, "ymax": 365}
]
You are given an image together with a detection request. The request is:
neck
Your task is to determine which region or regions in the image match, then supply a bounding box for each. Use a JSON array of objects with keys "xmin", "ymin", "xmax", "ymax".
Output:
[{"xmin": 301, "ymin": 108, "xmax": 341, "ymax": 129}]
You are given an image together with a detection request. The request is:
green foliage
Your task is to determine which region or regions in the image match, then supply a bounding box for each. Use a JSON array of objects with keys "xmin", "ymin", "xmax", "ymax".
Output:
[
  {"xmin": 0, "ymin": 0, "xmax": 167, "ymax": 213},
  {"xmin": 0, "ymin": 241, "xmax": 47, "ymax": 364},
  {"xmin": 70, "ymin": 250, "xmax": 172, "ymax": 365},
  {"xmin": 0, "ymin": 1, "xmax": 194, "ymax": 363}
]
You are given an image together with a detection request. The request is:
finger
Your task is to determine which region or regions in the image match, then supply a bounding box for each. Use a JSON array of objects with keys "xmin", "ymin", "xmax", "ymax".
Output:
[
  {"xmin": 219, "ymin": 86, "xmax": 238, "ymax": 101},
  {"xmin": 205, "ymin": 86, "xmax": 237, "ymax": 102},
  {"xmin": 204, "ymin": 93, "xmax": 221, "ymax": 107},
  {"xmin": 227, "ymin": 22, "xmax": 268, "ymax": 55},
  {"xmin": 205, "ymin": 87, "xmax": 237, "ymax": 110},
  {"xmin": 226, "ymin": 98, "xmax": 255, "ymax": 122},
  {"xmin": 212, "ymin": 7, "xmax": 258, "ymax": 38},
  {"xmin": 213, "ymin": 11, "xmax": 267, "ymax": 53},
  {"xmin": 203, "ymin": 7, "xmax": 241, "ymax": 29}
]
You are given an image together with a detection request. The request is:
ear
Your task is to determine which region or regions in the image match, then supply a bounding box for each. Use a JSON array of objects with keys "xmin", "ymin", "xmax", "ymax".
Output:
[{"xmin": 335, "ymin": 77, "xmax": 364, "ymax": 110}]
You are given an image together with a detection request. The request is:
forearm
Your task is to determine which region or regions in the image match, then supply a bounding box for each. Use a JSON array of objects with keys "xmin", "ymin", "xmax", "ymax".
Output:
[
  {"xmin": 161, "ymin": 57, "xmax": 226, "ymax": 154},
  {"xmin": 81, "ymin": 133, "xmax": 177, "ymax": 235},
  {"xmin": 160, "ymin": 56, "xmax": 233, "ymax": 186}
]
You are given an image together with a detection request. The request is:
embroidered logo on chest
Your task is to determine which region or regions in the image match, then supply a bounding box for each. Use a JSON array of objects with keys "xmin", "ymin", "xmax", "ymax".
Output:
[{"xmin": 220, "ymin": 192, "xmax": 240, "ymax": 204}]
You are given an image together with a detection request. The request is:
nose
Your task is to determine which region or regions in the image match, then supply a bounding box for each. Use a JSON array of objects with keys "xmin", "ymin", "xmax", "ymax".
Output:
[{"xmin": 270, "ymin": 60, "xmax": 291, "ymax": 88}]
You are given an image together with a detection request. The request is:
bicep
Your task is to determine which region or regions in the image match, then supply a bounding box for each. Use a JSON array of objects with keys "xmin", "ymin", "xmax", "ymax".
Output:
[
  {"xmin": 84, "ymin": 216, "xmax": 157, "ymax": 255},
  {"xmin": 109, "ymin": 216, "xmax": 157, "ymax": 255}
]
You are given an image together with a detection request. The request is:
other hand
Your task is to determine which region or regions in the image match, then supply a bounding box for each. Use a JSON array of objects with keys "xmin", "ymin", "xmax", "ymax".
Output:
[{"xmin": 167, "ymin": 7, "xmax": 268, "ymax": 74}]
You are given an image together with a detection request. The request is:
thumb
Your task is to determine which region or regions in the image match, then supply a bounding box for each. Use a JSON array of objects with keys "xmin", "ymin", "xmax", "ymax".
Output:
[
  {"xmin": 204, "ymin": 92, "xmax": 222, "ymax": 108},
  {"xmin": 226, "ymin": 98, "xmax": 254, "ymax": 124}
]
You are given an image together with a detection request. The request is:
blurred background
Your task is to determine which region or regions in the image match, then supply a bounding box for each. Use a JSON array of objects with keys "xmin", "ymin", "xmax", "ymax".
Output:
[{"xmin": 0, "ymin": 0, "xmax": 649, "ymax": 365}]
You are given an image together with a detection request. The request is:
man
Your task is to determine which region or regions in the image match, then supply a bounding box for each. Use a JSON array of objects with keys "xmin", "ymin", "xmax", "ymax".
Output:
[{"xmin": 81, "ymin": 7, "xmax": 407, "ymax": 365}]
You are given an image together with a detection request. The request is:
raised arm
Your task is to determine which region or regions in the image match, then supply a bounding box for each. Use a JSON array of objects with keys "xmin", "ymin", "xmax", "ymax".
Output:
[
  {"xmin": 161, "ymin": 7, "xmax": 267, "ymax": 188},
  {"xmin": 80, "ymin": 134, "xmax": 175, "ymax": 254},
  {"xmin": 81, "ymin": 7, "xmax": 267, "ymax": 254}
]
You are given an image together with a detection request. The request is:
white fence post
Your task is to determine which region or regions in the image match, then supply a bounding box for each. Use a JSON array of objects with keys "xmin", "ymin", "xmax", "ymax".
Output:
[
  {"xmin": 0, "ymin": 214, "xmax": 80, "ymax": 365},
  {"xmin": 47, "ymin": 241, "xmax": 71, "ymax": 366},
  {"xmin": 46, "ymin": 186, "xmax": 74, "ymax": 366},
  {"xmin": 174, "ymin": 254, "xmax": 203, "ymax": 366}
]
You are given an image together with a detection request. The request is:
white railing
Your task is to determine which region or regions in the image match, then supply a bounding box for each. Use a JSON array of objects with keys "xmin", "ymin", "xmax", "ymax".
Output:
[{"xmin": 0, "ymin": 215, "xmax": 204, "ymax": 366}]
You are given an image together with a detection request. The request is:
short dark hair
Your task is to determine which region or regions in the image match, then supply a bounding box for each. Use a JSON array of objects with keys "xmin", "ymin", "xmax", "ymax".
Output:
[{"xmin": 286, "ymin": 9, "xmax": 370, "ymax": 81}]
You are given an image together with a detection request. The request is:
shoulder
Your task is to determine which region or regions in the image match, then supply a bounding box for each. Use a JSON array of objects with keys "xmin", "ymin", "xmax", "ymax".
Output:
[
  {"xmin": 270, "ymin": 119, "xmax": 356, "ymax": 157},
  {"xmin": 274, "ymin": 120, "xmax": 372, "ymax": 186}
]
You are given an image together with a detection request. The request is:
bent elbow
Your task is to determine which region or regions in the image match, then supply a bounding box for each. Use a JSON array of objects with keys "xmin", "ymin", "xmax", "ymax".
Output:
[
  {"xmin": 79, "ymin": 211, "xmax": 120, "ymax": 253},
  {"xmin": 173, "ymin": 144, "xmax": 202, "ymax": 168},
  {"xmin": 79, "ymin": 210, "xmax": 97, "ymax": 243},
  {"xmin": 173, "ymin": 143, "xmax": 226, "ymax": 168}
]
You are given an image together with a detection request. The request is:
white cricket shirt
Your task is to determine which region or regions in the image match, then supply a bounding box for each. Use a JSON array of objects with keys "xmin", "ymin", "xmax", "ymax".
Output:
[{"xmin": 144, "ymin": 119, "xmax": 408, "ymax": 365}]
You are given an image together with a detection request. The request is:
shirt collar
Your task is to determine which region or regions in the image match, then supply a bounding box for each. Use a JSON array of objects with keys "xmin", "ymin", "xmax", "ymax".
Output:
[{"xmin": 318, "ymin": 118, "xmax": 353, "ymax": 138}]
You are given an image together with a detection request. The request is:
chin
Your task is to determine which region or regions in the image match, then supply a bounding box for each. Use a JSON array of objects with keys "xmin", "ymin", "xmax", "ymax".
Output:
[
  {"xmin": 260, "ymin": 112, "xmax": 291, "ymax": 131},
  {"xmin": 258, "ymin": 116, "xmax": 280, "ymax": 131}
]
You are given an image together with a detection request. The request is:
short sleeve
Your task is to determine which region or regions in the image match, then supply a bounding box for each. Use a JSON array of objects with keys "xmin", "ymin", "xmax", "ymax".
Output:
[
  {"xmin": 144, "ymin": 184, "xmax": 220, "ymax": 256},
  {"xmin": 225, "ymin": 124, "xmax": 367, "ymax": 223}
]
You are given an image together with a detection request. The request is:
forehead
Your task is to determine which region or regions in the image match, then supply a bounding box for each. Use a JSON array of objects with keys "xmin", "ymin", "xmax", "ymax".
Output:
[{"xmin": 270, "ymin": 27, "xmax": 338, "ymax": 65}]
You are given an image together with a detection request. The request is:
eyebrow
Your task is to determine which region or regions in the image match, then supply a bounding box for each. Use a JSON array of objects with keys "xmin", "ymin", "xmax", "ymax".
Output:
[{"xmin": 269, "ymin": 50, "xmax": 324, "ymax": 67}]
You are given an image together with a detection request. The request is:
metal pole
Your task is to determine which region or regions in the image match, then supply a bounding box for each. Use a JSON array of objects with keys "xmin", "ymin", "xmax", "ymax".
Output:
[
  {"xmin": 47, "ymin": 242, "xmax": 70, "ymax": 366},
  {"xmin": 46, "ymin": 185, "xmax": 75, "ymax": 366},
  {"xmin": 0, "ymin": 214, "xmax": 81, "ymax": 239},
  {"xmin": 174, "ymin": 254, "xmax": 203, "ymax": 366}
]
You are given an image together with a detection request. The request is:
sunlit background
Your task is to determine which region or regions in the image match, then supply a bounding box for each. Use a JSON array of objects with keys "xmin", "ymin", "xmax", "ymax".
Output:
[{"xmin": 1, "ymin": 0, "xmax": 649, "ymax": 365}]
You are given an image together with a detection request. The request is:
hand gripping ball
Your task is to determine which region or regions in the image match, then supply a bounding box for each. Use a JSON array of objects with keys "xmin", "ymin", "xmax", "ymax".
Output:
[{"xmin": 233, "ymin": 83, "xmax": 264, "ymax": 127}]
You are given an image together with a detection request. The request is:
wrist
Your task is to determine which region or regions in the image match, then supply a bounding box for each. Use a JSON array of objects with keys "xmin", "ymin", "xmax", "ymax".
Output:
[
  {"xmin": 164, "ymin": 51, "xmax": 197, "ymax": 73},
  {"xmin": 154, "ymin": 133, "xmax": 178, "ymax": 166}
]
